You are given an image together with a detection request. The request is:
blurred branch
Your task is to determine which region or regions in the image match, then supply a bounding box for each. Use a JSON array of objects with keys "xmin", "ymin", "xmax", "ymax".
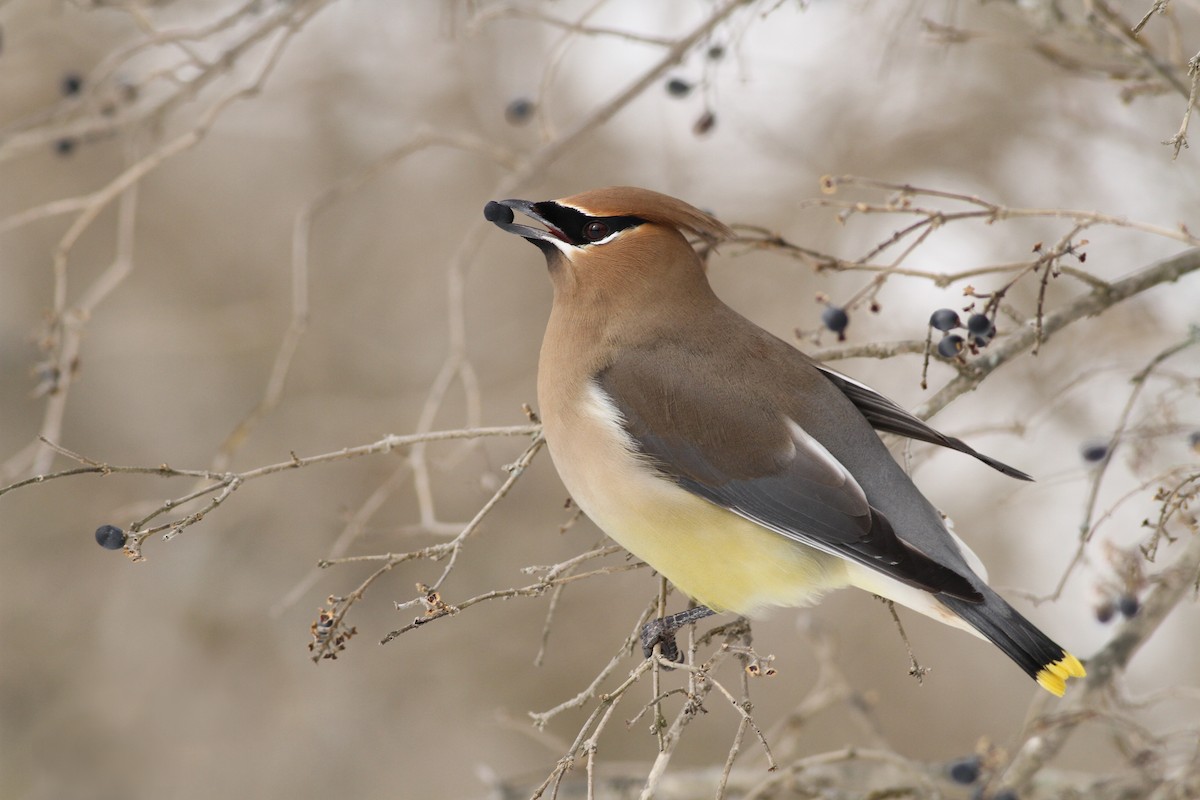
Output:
[
  {"xmin": 1165, "ymin": 50, "xmax": 1199, "ymax": 158},
  {"xmin": 640, "ymin": 644, "xmax": 777, "ymax": 800},
  {"xmin": 0, "ymin": 0, "xmax": 337, "ymax": 480},
  {"xmin": 379, "ymin": 559, "xmax": 643, "ymax": 644},
  {"xmin": 530, "ymin": 594, "xmax": 663, "ymax": 730},
  {"xmin": 1132, "ymin": 2, "xmax": 1172, "ymax": 37},
  {"xmin": 746, "ymin": 178, "xmax": 1200, "ymax": 422},
  {"xmin": 1087, "ymin": 0, "xmax": 1191, "ymax": 98},
  {"xmin": 528, "ymin": 618, "xmax": 777, "ymax": 800},
  {"xmin": 741, "ymin": 178, "xmax": 1200, "ymax": 354},
  {"xmin": 815, "ymin": 176, "xmax": 1200, "ymax": 248},
  {"xmin": 1047, "ymin": 328, "xmax": 1200, "ymax": 600},
  {"xmin": 998, "ymin": 528, "xmax": 1200, "ymax": 796},
  {"xmin": 468, "ymin": 4, "xmax": 675, "ymax": 46},
  {"xmin": 930, "ymin": 1, "xmax": 1197, "ymax": 153},
  {"xmin": 0, "ymin": 424, "xmax": 540, "ymax": 557},
  {"xmin": 807, "ymin": 339, "xmax": 928, "ymax": 361},
  {"xmin": 913, "ymin": 249, "xmax": 1200, "ymax": 419},
  {"xmin": 310, "ymin": 431, "xmax": 545, "ymax": 660},
  {"xmin": 211, "ymin": 128, "xmax": 521, "ymax": 474},
  {"xmin": 0, "ymin": 0, "xmax": 336, "ymax": 161}
]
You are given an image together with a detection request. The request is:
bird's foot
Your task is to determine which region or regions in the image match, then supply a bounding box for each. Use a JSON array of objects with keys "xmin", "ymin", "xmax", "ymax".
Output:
[{"xmin": 640, "ymin": 605, "xmax": 716, "ymax": 661}]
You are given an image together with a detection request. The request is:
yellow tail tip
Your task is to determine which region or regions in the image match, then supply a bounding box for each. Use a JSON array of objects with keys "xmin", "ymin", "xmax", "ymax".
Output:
[{"xmin": 1035, "ymin": 653, "xmax": 1087, "ymax": 696}]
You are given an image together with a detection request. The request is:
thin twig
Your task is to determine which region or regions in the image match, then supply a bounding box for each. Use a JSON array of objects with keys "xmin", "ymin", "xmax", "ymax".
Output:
[{"xmin": 998, "ymin": 530, "xmax": 1200, "ymax": 794}]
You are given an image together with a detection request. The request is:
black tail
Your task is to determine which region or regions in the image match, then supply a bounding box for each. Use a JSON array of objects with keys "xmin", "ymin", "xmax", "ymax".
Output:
[{"xmin": 939, "ymin": 585, "xmax": 1085, "ymax": 696}]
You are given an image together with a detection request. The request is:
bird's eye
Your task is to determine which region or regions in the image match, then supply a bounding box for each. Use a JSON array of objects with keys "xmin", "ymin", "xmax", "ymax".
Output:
[{"xmin": 582, "ymin": 221, "xmax": 610, "ymax": 242}]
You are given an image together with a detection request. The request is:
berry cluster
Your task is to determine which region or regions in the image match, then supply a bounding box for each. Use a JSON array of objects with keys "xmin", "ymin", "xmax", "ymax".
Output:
[
  {"xmin": 1095, "ymin": 594, "xmax": 1140, "ymax": 623},
  {"xmin": 506, "ymin": 40, "xmax": 725, "ymax": 136},
  {"xmin": 662, "ymin": 41, "xmax": 724, "ymax": 136},
  {"xmin": 55, "ymin": 72, "xmax": 84, "ymax": 156},
  {"xmin": 929, "ymin": 308, "xmax": 996, "ymax": 359}
]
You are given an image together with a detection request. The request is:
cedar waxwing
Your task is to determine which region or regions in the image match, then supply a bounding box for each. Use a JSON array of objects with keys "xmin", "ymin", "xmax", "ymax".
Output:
[{"xmin": 484, "ymin": 187, "xmax": 1085, "ymax": 696}]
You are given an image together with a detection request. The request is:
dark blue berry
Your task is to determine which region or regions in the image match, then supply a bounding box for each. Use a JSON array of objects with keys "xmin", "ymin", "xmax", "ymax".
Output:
[
  {"xmin": 1118, "ymin": 595, "xmax": 1140, "ymax": 618},
  {"xmin": 966, "ymin": 313, "xmax": 992, "ymax": 335},
  {"xmin": 707, "ymin": 45, "xmax": 726, "ymax": 60},
  {"xmin": 822, "ymin": 306, "xmax": 849, "ymax": 340},
  {"xmin": 1188, "ymin": 431, "xmax": 1200, "ymax": 450},
  {"xmin": 666, "ymin": 78, "xmax": 692, "ymax": 97},
  {"xmin": 61, "ymin": 72, "xmax": 83, "ymax": 96},
  {"xmin": 95, "ymin": 524, "xmax": 126, "ymax": 550},
  {"xmin": 1095, "ymin": 601, "xmax": 1116, "ymax": 623},
  {"xmin": 929, "ymin": 308, "xmax": 960, "ymax": 331},
  {"xmin": 54, "ymin": 138, "xmax": 76, "ymax": 156},
  {"xmin": 937, "ymin": 334, "xmax": 964, "ymax": 358},
  {"xmin": 504, "ymin": 97, "xmax": 534, "ymax": 125},
  {"xmin": 483, "ymin": 201, "xmax": 513, "ymax": 225},
  {"xmin": 1081, "ymin": 441, "xmax": 1108, "ymax": 463},
  {"xmin": 947, "ymin": 755, "xmax": 981, "ymax": 784}
]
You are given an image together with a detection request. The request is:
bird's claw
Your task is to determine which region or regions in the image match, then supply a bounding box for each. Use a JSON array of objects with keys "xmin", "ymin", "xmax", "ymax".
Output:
[
  {"xmin": 640, "ymin": 618, "xmax": 684, "ymax": 662},
  {"xmin": 639, "ymin": 605, "xmax": 716, "ymax": 663}
]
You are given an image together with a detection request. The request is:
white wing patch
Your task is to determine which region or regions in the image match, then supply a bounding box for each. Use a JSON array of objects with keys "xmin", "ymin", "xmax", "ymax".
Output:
[
  {"xmin": 815, "ymin": 364, "xmax": 881, "ymax": 394},
  {"xmin": 785, "ymin": 418, "xmax": 869, "ymax": 507},
  {"xmin": 582, "ymin": 381, "xmax": 634, "ymax": 443}
]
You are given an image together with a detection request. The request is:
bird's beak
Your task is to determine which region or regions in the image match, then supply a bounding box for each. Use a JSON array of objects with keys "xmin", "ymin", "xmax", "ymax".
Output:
[{"xmin": 483, "ymin": 198, "xmax": 571, "ymax": 246}]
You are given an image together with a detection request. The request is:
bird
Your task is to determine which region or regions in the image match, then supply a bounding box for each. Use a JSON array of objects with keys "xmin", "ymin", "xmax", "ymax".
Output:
[{"xmin": 483, "ymin": 186, "xmax": 1085, "ymax": 696}]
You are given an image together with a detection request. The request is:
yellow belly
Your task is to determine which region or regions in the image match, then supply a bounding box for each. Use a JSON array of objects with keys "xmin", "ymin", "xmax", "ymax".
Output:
[
  {"xmin": 595, "ymin": 486, "xmax": 849, "ymax": 613},
  {"xmin": 542, "ymin": 385, "xmax": 849, "ymax": 614}
]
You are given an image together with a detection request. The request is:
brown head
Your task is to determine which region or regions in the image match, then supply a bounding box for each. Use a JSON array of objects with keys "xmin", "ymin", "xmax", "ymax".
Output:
[{"xmin": 484, "ymin": 186, "xmax": 733, "ymax": 313}]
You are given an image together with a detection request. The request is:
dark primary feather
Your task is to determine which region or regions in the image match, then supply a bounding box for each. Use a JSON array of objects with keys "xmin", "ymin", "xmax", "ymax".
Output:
[
  {"xmin": 815, "ymin": 367, "xmax": 1033, "ymax": 481},
  {"xmin": 939, "ymin": 587, "xmax": 1071, "ymax": 681},
  {"xmin": 596, "ymin": 357, "xmax": 982, "ymax": 602}
]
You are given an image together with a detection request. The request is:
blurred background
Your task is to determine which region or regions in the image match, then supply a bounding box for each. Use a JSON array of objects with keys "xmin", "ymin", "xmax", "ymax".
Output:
[{"xmin": 1, "ymin": 1, "xmax": 1198, "ymax": 798}]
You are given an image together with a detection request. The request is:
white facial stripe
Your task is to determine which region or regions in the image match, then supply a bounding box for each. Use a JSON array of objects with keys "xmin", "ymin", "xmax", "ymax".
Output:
[
  {"xmin": 588, "ymin": 228, "xmax": 626, "ymax": 246},
  {"xmin": 537, "ymin": 234, "xmax": 576, "ymax": 256}
]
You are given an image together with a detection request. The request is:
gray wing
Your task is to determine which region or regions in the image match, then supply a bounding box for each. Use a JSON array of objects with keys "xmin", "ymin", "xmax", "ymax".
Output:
[
  {"xmin": 815, "ymin": 366, "xmax": 1033, "ymax": 481},
  {"xmin": 597, "ymin": 360, "xmax": 982, "ymax": 602}
]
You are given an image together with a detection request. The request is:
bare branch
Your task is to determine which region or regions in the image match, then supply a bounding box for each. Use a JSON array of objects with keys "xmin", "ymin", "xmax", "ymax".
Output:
[{"xmin": 999, "ymin": 530, "xmax": 1200, "ymax": 795}]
